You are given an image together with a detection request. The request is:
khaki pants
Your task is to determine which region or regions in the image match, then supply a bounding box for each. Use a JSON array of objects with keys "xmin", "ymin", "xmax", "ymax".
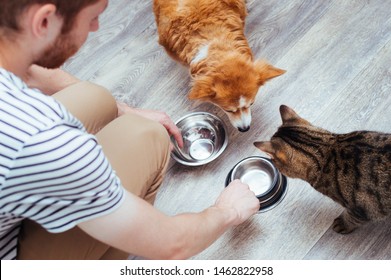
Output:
[{"xmin": 17, "ymin": 82, "xmax": 171, "ymax": 260}]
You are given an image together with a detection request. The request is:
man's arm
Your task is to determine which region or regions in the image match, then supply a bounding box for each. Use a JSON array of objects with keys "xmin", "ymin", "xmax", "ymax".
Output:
[
  {"xmin": 24, "ymin": 65, "xmax": 80, "ymax": 95},
  {"xmin": 78, "ymin": 180, "xmax": 259, "ymax": 259}
]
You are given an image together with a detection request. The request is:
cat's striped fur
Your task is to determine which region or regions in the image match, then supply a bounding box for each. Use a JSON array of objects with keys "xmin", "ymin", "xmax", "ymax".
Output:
[{"xmin": 254, "ymin": 105, "xmax": 391, "ymax": 234}]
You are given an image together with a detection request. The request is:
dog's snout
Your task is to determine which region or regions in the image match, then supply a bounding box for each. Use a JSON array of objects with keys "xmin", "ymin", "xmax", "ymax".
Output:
[
  {"xmin": 238, "ymin": 126, "xmax": 250, "ymax": 133},
  {"xmin": 227, "ymin": 108, "xmax": 252, "ymax": 133}
]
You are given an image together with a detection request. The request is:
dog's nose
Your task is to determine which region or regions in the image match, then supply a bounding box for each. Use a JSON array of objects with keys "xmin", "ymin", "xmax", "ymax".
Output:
[{"xmin": 238, "ymin": 126, "xmax": 250, "ymax": 132}]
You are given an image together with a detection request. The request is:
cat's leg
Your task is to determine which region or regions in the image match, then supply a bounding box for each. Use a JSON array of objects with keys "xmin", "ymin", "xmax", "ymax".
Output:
[{"xmin": 332, "ymin": 209, "xmax": 368, "ymax": 234}]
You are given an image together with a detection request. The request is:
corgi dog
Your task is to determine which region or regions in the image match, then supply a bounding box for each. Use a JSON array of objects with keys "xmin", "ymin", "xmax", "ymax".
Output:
[{"xmin": 153, "ymin": 0, "xmax": 285, "ymax": 132}]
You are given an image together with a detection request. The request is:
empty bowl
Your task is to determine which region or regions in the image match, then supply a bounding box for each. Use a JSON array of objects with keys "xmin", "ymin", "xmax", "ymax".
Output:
[
  {"xmin": 171, "ymin": 112, "xmax": 228, "ymax": 166},
  {"xmin": 225, "ymin": 156, "xmax": 288, "ymax": 212}
]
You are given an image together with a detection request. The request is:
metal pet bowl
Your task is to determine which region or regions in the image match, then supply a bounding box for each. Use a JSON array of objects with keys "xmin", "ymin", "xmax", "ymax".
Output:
[
  {"xmin": 171, "ymin": 112, "xmax": 228, "ymax": 166},
  {"xmin": 225, "ymin": 156, "xmax": 288, "ymax": 212}
]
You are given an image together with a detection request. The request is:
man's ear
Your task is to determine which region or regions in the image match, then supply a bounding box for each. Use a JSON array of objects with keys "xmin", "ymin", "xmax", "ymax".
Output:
[
  {"xmin": 188, "ymin": 76, "xmax": 216, "ymax": 100},
  {"xmin": 254, "ymin": 60, "xmax": 286, "ymax": 85},
  {"xmin": 254, "ymin": 141, "xmax": 275, "ymax": 158},
  {"xmin": 30, "ymin": 4, "xmax": 61, "ymax": 39}
]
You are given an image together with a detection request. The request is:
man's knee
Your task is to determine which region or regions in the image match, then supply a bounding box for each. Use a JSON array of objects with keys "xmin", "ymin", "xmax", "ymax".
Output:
[
  {"xmin": 124, "ymin": 114, "xmax": 171, "ymax": 158},
  {"xmin": 53, "ymin": 81, "xmax": 118, "ymax": 134},
  {"xmin": 83, "ymin": 82, "xmax": 117, "ymax": 117},
  {"xmin": 97, "ymin": 114, "xmax": 171, "ymax": 200}
]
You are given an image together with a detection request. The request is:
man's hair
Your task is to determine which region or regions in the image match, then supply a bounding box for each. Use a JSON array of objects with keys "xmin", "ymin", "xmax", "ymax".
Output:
[{"xmin": 0, "ymin": 0, "xmax": 100, "ymax": 34}]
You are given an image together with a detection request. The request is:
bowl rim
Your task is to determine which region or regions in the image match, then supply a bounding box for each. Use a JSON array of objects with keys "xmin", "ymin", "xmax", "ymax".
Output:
[
  {"xmin": 225, "ymin": 156, "xmax": 288, "ymax": 212},
  {"xmin": 258, "ymin": 172, "xmax": 288, "ymax": 212},
  {"xmin": 230, "ymin": 156, "xmax": 279, "ymax": 195},
  {"xmin": 171, "ymin": 112, "xmax": 228, "ymax": 166}
]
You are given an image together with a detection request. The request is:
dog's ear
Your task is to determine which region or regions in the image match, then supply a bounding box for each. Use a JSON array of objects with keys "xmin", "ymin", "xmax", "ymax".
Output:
[
  {"xmin": 188, "ymin": 76, "xmax": 216, "ymax": 100},
  {"xmin": 254, "ymin": 141, "xmax": 275, "ymax": 159},
  {"xmin": 254, "ymin": 60, "xmax": 286, "ymax": 85}
]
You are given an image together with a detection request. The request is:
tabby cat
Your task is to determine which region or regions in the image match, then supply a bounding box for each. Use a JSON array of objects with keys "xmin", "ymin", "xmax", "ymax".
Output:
[{"xmin": 254, "ymin": 105, "xmax": 391, "ymax": 234}]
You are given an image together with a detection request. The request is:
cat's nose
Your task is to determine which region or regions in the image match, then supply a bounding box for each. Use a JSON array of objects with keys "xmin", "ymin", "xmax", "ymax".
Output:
[{"xmin": 238, "ymin": 126, "xmax": 250, "ymax": 132}]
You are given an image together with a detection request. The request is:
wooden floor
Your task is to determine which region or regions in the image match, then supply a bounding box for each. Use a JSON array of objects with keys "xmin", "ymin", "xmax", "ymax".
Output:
[{"xmin": 63, "ymin": 0, "xmax": 391, "ymax": 259}]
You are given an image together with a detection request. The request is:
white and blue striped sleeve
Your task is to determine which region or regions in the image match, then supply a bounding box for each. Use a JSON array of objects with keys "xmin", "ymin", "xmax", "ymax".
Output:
[{"xmin": 2, "ymin": 124, "xmax": 125, "ymax": 233}]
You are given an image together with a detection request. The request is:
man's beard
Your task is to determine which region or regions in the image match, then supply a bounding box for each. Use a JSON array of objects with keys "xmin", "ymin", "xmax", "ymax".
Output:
[{"xmin": 34, "ymin": 33, "xmax": 79, "ymax": 69}]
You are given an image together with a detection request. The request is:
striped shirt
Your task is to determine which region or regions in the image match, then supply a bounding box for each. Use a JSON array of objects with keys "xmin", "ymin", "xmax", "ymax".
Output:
[{"xmin": 0, "ymin": 68, "xmax": 125, "ymax": 260}]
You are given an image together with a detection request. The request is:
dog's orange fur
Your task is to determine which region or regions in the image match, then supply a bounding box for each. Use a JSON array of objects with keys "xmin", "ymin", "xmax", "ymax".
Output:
[{"xmin": 153, "ymin": 0, "xmax": 285, "ymax": 131}]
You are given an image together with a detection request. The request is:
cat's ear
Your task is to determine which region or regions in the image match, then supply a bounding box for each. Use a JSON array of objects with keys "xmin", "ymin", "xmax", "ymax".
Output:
[
  {"xmin": 254, "ymin": 141, "xmax": 275, "ymax": 158},
  {"xmin": 279, "ymin": 105, "xmax": 301, "ymax": 124},
  {"xmin": 254, "ymin": 140, "xmax": 290, "ymax": 164}
]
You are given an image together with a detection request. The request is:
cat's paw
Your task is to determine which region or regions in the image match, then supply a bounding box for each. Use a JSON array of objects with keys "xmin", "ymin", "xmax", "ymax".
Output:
[{"xmin": 332, "ymin": 216, "xmax": 355, "ymax": 234}]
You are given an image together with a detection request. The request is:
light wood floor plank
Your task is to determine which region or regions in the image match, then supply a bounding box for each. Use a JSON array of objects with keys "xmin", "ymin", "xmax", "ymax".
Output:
[{"xmin": 62, "ymin": 0, "xmax": 391, "ymax": 259}]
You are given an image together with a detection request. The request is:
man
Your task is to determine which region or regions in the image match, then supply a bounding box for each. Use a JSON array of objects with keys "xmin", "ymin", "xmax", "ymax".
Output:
[{"xmin": 0, "ymin": 0, "xmax": 259, "ymax": 260}]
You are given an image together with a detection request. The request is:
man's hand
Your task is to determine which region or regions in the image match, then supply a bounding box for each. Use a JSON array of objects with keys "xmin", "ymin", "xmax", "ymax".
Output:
[{"xmin": 214, "ymin": 179, "xmax": 259, "ymax": 226}]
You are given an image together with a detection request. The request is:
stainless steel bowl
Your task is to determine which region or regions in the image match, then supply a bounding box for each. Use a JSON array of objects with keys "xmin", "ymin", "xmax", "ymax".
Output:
[
  {"xmin": 226, "ymin": 156, "xmax": 288, "ymax": 212},
  {"xmin": 171, "ymin": 112, "xmax": 228, "ymax": 166}
]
